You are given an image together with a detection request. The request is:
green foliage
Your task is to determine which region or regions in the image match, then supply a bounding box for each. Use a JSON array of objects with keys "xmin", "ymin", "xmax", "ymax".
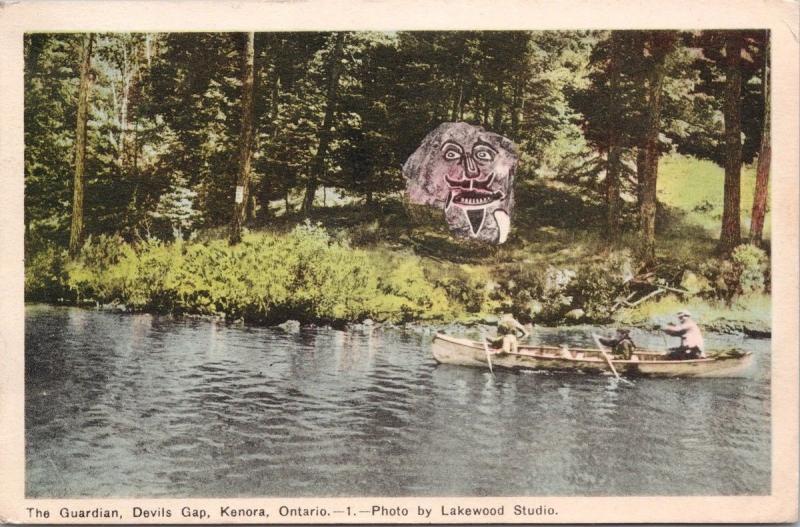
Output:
[
  {"xmin": 731, "ymin": 244, "xmax": 770, "ymax": 295},
  {"xmin": 658, "ymin": 155, "xmax": 765, "ymax": 239},
  {"xmin": 423, "ymin": 262, "xmax": 494, "ymax": 315},
  {"xmin": 616, "ymin": 292, "xmax": 770, "ymax": 334},
  {"xmin": 25, "ymin": 243, "xmax": 71, "ymax": 301},
  {"xmin": 567, "ymin": 265, "xmax": 619, "ymax": 322},
  {"xmin": 66, "ymin": 234, "xmax": 133, "ymax": 302},
  {"xmin": 24, "ymin": 30, "xmax": 771, "ymax": 329},
  {"xmin": 486, "ymin": 251, "xmax": 634, "ymax": 324},
  {"xmin": 124, "ymin": 240, "xmax": 182, "ymax": 311},
  {"xmin": 370, "ymin": 253, "xmax": 453, "ymax": 322},
  {"xmin": 56, "ymin": 224, "xmax": 461, "ymax": 324},
  {"xmin": 687, "ymin": 244, "xmax": 769, "ymax": 303},
  {"xmin": 284, "ymin": 223, "xmax": 379, "ymax": 321}
]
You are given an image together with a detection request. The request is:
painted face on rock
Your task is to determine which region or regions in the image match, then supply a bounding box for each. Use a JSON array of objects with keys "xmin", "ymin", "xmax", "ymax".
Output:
[{"xmin": 403, "ymin": 122, "xmax": 518, "ymax": 244}]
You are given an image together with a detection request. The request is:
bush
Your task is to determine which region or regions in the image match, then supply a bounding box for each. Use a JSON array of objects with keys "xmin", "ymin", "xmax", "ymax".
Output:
[
  {"xmin": 732, "ymin": 244, "xmax": 769, "ymax": 295},
  {"xmin": 25, "ymin": 243, "xmax": 71, "ymax": 302},
  {"xmin": 568, "ymin": 251, "xmax": 635, "ymax": 321},
  {"xmin": 488, "ymin": 250, "xmax": 635, "ymax": 324},
  {"xmin": 58, "ymin": 223, "xmax": 464, "ymax": 324},
  {"xmin": 372, "ymin": 254, "xmax": 452, "ymax": 322},
  {"xmin": 286, "ymin": 225, "xmax": 380, "ymax": 322},
  {"xmin": 66, "ymin": 234, "xmax": 135, "ymax": 302},
  {"xmin": 123, "ymin": 240, "xmax": 181, "ymax": 311},
  {"xmin": 696, "ymin": 244, "xmax": 770, "ymax": 302},
  {"xmin": 568, "ymin": 265, "xmax": 617, "ymax": 322},
  {"xmin": 423, "ymin": 262, "xmax": 494, "ymax": 315},
  {"xmin": 170, "ymin": 224, "xmax": 384, "ymax": 322}
]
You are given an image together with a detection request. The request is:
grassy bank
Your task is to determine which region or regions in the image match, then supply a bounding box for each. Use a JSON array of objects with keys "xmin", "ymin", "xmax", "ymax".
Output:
[
  {"xmin": 659, "ymin": 155, "xmax": 768, "ymax": 240},
  {"xmin": 25, "ymin": 155, "xmax": 771, "ymax": 334}
]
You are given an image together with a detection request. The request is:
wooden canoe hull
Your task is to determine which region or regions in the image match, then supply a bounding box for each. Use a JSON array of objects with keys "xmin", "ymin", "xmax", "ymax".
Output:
[{"xmin": 431, "ymin": 334, "xmax": 755, "ymax": 378}]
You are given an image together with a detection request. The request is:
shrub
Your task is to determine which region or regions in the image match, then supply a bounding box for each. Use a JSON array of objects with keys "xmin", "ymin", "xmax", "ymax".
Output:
[
  {"xmin": 567, "ymin": 265, "xmax": 616, "ymax": 322},
  {"xmin": 489, "ymin": 263, "xmax": 548, "ymax": 321},
  {"xmin": 567, "ymin": 251, "xmax": 635, "ymax": 322},
  {"xmin": 25, "ymin": 244, "xmax": 70, "ymax": 302},
  {"xmin": 372, "ymin": 255, "xmax": 451, "ymax": 322},
  {"xmin": 122, "ymin": 240, "xmax": 181, "ymax": 311},
  {"xmin": 732, "ymin": 244, "xmax": 769, "ymax": 295},
  {"xmin": 423, "ymin": 262, "xmax": 494, "ymax": 315},
  {"xmin": 288, "ymin": 230, "xmax": 380, "ymax": 322},
  {"xmin": 488, "ymin": 250, "xmax": 635, "ymax": 324},
  {"xmin": 66, "ymin": 234, "xmax": 135, "ymax": 302},
  {"xmin": 696, "ymin": 244, "xmax": 770, "ymax": 302}
]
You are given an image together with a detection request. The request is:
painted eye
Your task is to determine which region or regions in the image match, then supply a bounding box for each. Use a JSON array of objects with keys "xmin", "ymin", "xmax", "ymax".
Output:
[
  {"xmin": 444, "ymin": 150, "xmax": 461, "ymax": 160},
  {"xmin": 474, "ymin": 150, "xmax": 494, "ymax": 161}
]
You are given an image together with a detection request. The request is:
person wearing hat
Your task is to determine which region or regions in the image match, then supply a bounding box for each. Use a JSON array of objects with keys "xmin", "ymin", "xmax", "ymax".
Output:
[
  {"xmin": 597, "ymin": 328, "xmax": 636, "ymax": 360},
  {"xmin": 491, "ymin": 313, "xmax": 531, "ymax": 354},
  {"xmin": 663, "ymin": 310, "xmax": 705, "ymax": 360}
]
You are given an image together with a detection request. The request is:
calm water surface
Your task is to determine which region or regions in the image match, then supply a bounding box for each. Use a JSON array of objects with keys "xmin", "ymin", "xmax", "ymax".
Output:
[{"xmin": 25, "ymin": 305, "xmax": 770, "ymax": 497}]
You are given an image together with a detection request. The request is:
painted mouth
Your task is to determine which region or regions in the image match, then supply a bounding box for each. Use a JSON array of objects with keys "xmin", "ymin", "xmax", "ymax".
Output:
[
  {"xmin": 444, "ymin": 189, "xmax": 509, "ymax": 240},
  {"xmin": 446, "ymin": 190, "xmax": 504, "ymax": 210}
]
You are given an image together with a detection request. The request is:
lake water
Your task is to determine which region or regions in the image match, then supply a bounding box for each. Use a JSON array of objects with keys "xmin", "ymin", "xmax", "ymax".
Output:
[{"xmin": 25, "ymin": 305, "xmax": 770, "ymax": 498}]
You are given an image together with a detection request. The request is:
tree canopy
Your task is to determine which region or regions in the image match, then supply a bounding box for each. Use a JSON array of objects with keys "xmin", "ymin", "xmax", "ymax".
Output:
[{"xmin": 25, "ymin": 30, "xmax": 769, "ymax": 258}]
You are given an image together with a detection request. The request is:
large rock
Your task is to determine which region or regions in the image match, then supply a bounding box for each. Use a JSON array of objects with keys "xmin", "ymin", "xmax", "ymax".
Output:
[
  {"xmin": 278, "ymin": 320, "xmax": 301, "ymax": 333},
  {"xmin": 403, "ymin": 122, "xmax": 519, "ymax": 245}
]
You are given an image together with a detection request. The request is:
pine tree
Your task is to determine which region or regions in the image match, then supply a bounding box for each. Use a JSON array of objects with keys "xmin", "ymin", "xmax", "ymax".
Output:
[
  {"xmin": 69, "ymin": 33, "xmax": 94, "ymax": 258},
  {"xmin": 750, "ymin": 31, "xmax": 770, "ymax": 246},
  {"xmin": 230, "ymin": 32, "xmax": 257, "ymax": 244}
]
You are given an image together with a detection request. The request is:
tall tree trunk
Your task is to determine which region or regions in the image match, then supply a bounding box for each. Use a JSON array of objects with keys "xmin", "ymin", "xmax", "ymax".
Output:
[
  {"xmin": 451, "ymin": 71, "xmax": 464, "ymax": 122},
  {"xmin": 492, "ymin": 79, "xmax": 504, "ymax": 131},
  {"xmin": 229, "ymin": 32, "xmax": 256, "ymax": 245},
  {"xmin": 605, "ymin": 34, "xmax": 622, "ymax": 240},
  {"xmin": 119, "ymin": 43, "xmax": 130, "ymax": 173},
  {"xmin": 69, "ymin": 33, "xmax": 94, "ymax": 259},
  {"xmin": 257, "ymin": 55, "xmax": 283, "ymax": 224},
  {"xmin": 750, "ymin": 33, "xmax": 770, "ymax": 246},
  {"xmin": 638, "ymin": 35, "xmax": 672, "ymax": 264},
  {"xmin": 459, "ymin": 83, "xmax": 469, "ymax": 121},
  {"xmin": 606, "ymin": 146, "xmax": 622, "ymax": 239},
  {"xmin": 636, "ymin": 147, "xmax": 646, "ymax": 207},
  {"xmin": 144, "ymin": 33, "xmax": 152, "ymax": 69},
  {"xmin": 510, "ymin": 76, "xmax": 524, "ymax": 136},
  {"xmin": 450, "ymin": 40, "xmax": 466, "ymax": 122},
  {"xmin": 302, "ymin": 32, "xmax": 346, "ymax": 215},
  {"xmin": 719, "ymin": 33, "xmax": 744, "ymax": 254}
]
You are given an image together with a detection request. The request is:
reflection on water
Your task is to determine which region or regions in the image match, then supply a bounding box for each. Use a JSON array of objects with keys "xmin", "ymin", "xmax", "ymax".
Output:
[{"xmin": 25, "ymin": 305, "xmax": 770, "ymax": 498}]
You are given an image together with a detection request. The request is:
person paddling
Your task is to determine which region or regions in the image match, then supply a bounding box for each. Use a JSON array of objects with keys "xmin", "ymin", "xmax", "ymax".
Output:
[
  {"xmin": 491, "ymin": 313, "xmax": 530, "ymax": 355},
  {"xmin": 663, "ymin": 310, "xmax": 705, "ymax": 360},
  {"xmin": 597, "ymin": 328, "xmax": 636, "ymax": 360}
]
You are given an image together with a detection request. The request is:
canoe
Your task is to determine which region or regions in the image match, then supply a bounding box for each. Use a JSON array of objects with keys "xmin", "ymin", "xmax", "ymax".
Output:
[{"xmin": 431, "ymin": 333, "xmax": 755, "ymax": 378}]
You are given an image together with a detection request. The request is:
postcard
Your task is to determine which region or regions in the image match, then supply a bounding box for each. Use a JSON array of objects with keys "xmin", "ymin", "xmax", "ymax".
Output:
[{"xmin": 0, "ymin": 0, "xmax": 797, "ymax": 524}]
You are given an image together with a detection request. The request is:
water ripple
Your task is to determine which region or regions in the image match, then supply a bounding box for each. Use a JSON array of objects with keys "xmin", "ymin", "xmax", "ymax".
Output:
[{"xmin": 25, "ymin": 306, "xmax": 771, "ymax": 498}]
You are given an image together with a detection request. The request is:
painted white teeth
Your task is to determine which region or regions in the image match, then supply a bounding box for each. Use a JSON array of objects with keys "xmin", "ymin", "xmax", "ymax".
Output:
[{"xmin": 459, "ymin": 196, "xmax": 494, "ymax": 205}]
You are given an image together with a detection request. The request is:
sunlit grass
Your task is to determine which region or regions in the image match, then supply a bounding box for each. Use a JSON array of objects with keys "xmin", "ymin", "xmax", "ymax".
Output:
[
  {"xmin": 658, "ymin": 155, "xmax": 770, "ymax": 240},
  {"xmin": 615, "ymin": 293, "xmax": 771, "ymax": 332}
]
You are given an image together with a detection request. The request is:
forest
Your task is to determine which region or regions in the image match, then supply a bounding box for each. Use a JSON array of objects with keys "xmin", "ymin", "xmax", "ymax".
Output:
[{"xmin": 24, "ymin": 30, "xmax": 772, "ymax": 332}]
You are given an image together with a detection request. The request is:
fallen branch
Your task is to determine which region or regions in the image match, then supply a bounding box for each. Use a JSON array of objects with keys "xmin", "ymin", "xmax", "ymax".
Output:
[
  {"xmin": 627, "ymin": 288, "xmax": 665, "ymax": 307},
  {"xmin": 629, "ymin": 280, "xmax": 689, "ymax": 296}
]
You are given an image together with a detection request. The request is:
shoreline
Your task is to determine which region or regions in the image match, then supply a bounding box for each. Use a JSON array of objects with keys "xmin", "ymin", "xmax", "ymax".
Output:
[{"xmin": 26, "ymin": 301, "xmax": 772, "ymax": 340}]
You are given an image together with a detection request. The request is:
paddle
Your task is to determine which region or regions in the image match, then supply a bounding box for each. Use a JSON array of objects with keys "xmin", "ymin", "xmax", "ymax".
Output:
[
  {"xmin": 592, "ymin": 333, "xmax": 621, "ymax": 381},
  {"xmin": 482, "ymin": 338, "xmax": 495, "ymax": 376}
]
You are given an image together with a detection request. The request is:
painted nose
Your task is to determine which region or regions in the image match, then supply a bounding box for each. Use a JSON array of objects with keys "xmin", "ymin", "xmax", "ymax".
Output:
[{"xmin": 464, "ymin": 156, "xmax": 479, "ymax": 178}]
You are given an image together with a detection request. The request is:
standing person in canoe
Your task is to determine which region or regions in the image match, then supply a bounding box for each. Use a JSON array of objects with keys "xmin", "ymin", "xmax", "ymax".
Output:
[
  {"xmin": 663, "ymin": 310, "xmax": 706, "ymax": 359},
  {"xmin": 490, "ymin": 313, "xmax": 531, "ymax": 354}
]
